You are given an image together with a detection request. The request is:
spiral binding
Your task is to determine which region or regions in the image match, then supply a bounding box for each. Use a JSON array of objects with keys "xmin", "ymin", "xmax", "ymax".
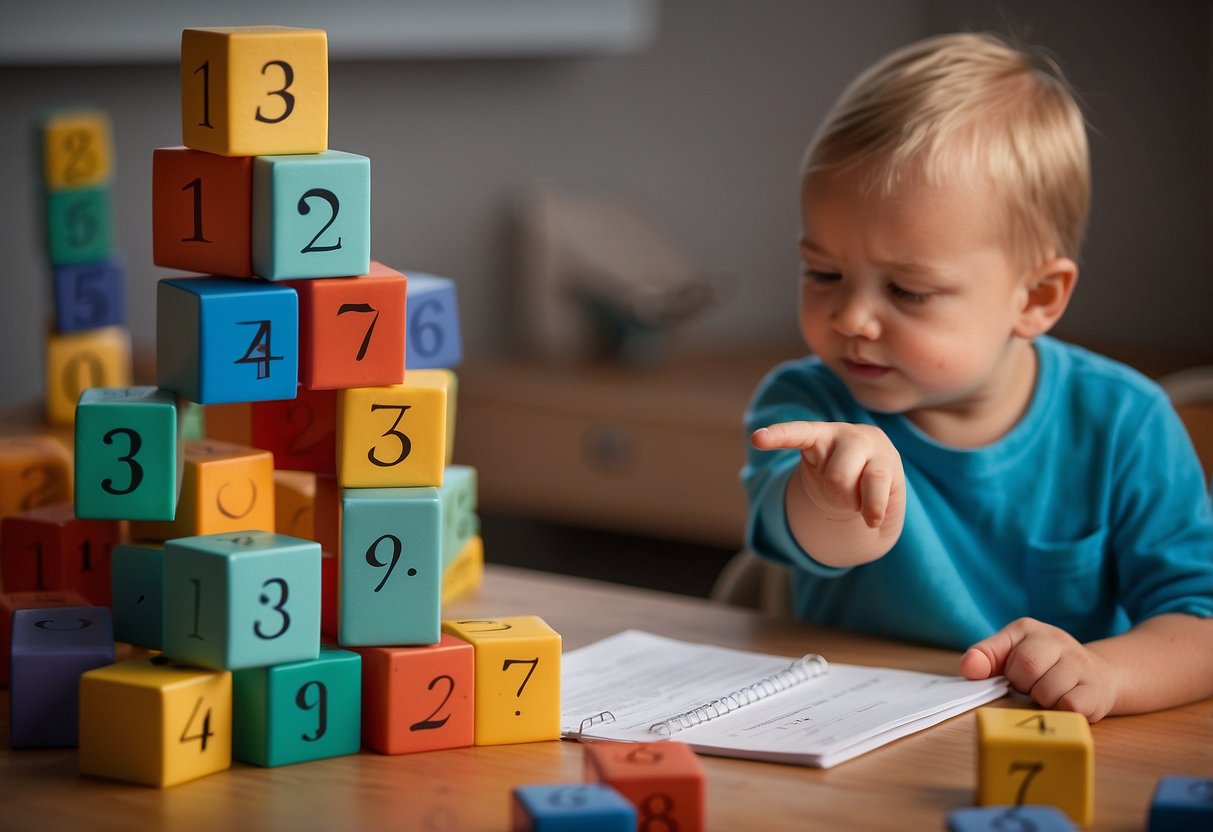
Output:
[
  {"xmin": 573, "ymin": 711, "xmax": 616, "ymax": 739},
  {"xmin": 647, "ymin": 653, "xmax": 828, "ymax": 737}
]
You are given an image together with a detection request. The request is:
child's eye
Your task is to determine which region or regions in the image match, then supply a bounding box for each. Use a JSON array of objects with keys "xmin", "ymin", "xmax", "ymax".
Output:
[
  {"xmin": 888, "ymin": 282, "xmax": 929, "ymax": 302},
  {"xmin": 803, "ymin": 270, "xmax": 841, "ymax": 284}
]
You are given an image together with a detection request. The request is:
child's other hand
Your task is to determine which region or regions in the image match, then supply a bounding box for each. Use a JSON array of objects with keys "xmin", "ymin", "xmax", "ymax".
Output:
[
  {"xmin": 752, "ymin": 421, "xmax": 903, "ymax": 529},
  {"xmin": 960, "ymin": 617, "xmax": 1117, "ymax": 722}
]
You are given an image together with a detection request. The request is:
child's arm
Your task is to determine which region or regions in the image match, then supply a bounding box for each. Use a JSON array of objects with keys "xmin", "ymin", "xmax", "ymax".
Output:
[
  {"xmin": 750, "ymin": 421, "xmax": 905, "ymax": 568},
  {"xmin": 959, "ymin": 613, "xmax": 1213, "ymax": 722}
]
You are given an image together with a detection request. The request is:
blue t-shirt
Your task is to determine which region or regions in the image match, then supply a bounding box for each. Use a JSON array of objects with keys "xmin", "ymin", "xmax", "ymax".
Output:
[{"xmin": 741, "ymin": 336, "xmax": 1213, "ymax": 650}]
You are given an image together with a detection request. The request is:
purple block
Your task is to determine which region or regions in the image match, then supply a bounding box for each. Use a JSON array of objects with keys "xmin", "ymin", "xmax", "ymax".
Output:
[{"xmin": 10, "ymin": 606, "xmax": 114, "ymax": 748}]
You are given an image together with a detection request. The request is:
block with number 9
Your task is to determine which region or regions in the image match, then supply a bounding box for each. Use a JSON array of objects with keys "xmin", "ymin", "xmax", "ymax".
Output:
[{"xmin": 337, "ymin": 371, "xmax": 450, "ymax": 488}]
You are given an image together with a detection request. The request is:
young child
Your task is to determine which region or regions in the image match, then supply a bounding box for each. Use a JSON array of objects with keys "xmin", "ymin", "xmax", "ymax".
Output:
[{"xmin": 742, "ymin": 32, "xmax": 1213, "ymax": 722}]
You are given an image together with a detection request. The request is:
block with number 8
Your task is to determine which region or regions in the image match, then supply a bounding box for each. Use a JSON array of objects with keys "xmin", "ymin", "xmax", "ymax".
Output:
[
  {"xmin": 582, "ymin": 741, "xmax": 706, "ymax": 832},
  {"xmin": 37, "ymin": 108, "xmax": 113, "ymax": 191},
  {"xmin": 337, "ymin": 371, "xmax": 450, "ymax": 488}
]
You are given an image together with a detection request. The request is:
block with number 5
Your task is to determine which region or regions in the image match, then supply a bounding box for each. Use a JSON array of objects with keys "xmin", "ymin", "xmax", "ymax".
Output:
[{"xmin": 336, "ymin": 371, "xmax": 450, "ymax": 487}]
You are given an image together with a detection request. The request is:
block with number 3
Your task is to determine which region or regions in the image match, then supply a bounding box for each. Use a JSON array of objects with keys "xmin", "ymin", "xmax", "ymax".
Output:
[{"xmin": 337, "ymin": 371, "xmax": 450, "ymax": 487}]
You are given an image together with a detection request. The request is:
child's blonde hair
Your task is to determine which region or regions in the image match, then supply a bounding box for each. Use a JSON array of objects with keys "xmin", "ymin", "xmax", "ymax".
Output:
[{"xmin": 803, "ymin": 32, "xmax": 1090, "ymax": 266}]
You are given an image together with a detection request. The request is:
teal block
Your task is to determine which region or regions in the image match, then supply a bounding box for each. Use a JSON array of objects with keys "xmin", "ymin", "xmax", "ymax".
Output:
[
  {"xmin": 253, "ymin": 150, "xmax": 371, "ymax": 281},
  {"xmin": 156, "ymin": 276, "xmax": 298, "ymax": 405},
  {"xmin": 404, "ymin": 273, "xmax": 463, "ymax": 369},
  {"xmin": 233, "ymin": 646, "xmax": 362, "ymax": 767},
  {"xmin": 512, "ymin": 784, "xmax": 637, "ymax": 831},
  {"xmin": 75, "ymin": 387, "xmax": 178, "ymax": 521},
  {"xmin": 163, "ymin": 531, "xmax": 321, "ymax": 670},
  {"xmin": 179, "ymin": 399, "xmax": 206, "ymax": 442},
  {"xmin": 45, "ymin": 186, "xmax": 113, "ymax": 265},
  {"xmin": 338, "ymin": 487, "xmax": 441, "ymax": 646},
  {"xmin": 110, "ymin": 542, "xmax": 164, "ymax": 649},
  {"xmin": 438, "ymin": 465, "xmax": 478, "ymax": 570}
]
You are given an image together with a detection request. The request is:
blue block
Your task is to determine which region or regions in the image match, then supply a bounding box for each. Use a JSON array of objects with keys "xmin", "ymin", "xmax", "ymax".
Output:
[
  {"xmin": 110, "ymin": 542, "xmax": 164, "ymax": 649},
  {"xmin": 338, "ymin": 487, "xmax": 441, "ymax": 646},
  {"xmin": 9, "ymin": 606, "xmax": 114, "ymax": 748},
  {"xmin": 1149, "ymin": 776, "xmax": 1213, "ymax": 831},
  {"xmin": 438, "ymin": 465, "xmax": 478, "ymax": 570},
  {"xmin": 404, "ymin": 272, "xmax": 462, "ymax": 369},
  {"xmin": 52, "ymin": 256, "xmax": 126, "ymax": 332},
  {"xmin": 512, "ymin": 784, "xmax": 636, "ymax": 831},
  {"xmin": 253, "ymin": 150, "xmax": 371, "ymax": 281},
  {"xmin": 156, "ymin": 276, "xmax": 298, "ymax": 404},
  {"xmin": 948, "ymin": 806, "xmax": 1075, "ymax": 832}
]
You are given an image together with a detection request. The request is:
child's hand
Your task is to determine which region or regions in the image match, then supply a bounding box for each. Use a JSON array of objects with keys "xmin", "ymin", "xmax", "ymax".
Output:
[{"xmin": 960, "ymin": 618, "xmax": 1118, "ymax": 722}]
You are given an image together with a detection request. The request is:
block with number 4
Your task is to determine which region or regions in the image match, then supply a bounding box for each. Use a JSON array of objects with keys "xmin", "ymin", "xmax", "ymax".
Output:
[
  {"xmin": 583, "ymin": 741, "xmax": 706, "ymax": 832},
  {"xmin": 337, "ymin": 371, "xmax": 450, "ymax": 488}
]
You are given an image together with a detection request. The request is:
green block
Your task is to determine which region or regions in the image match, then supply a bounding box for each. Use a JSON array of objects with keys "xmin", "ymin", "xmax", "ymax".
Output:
[
  {"xmin": 75, "ymin": 386, "xmax": 178, "ymax": 521},
  {"xmin": 45, "ymin": 185, "xmax": 114, "ymax": 265},
  {"xmin": 110, "ymin": 542, "xmax": 164, "ymax": 649},
  {"xmin": 438, "ymin": 465, "xmax": 479, "ymax": 570},
  {"xmin": 233, "ymin": 647, "xmax": 362, "ymax": 767}
]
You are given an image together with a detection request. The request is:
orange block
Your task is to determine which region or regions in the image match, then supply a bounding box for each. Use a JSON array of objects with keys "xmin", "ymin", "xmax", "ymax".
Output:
[
  {"xmin": 251, "ymin": 387, "xmax": 337, "ymax": 472},
  {"xmin": 203, "ymin": 401, "xmax": 252, "ymax": 445},
  {"xmin": 0, "ymin": 435, "xmax": 73, "ymax": 521},
  {"xmin": 273, "ymin": 469, "xmax": 315, "ymax": 540},
  {"xmin": 583, "ymin": 741, "xmax": 707, "ymax": 832},
  {"xmin": 355, "ymin": 633, "xmax": 475, "ymax": 755},
  {"xmin": 0, "ymin": 502, "xmax": 119, "ymax": 606},
  {"xmin": 152, "ymin": 147, "xmax": 253, "ymax": 277},
  {"xmin": 288, "ymin": 262, "xmax": 407, "ymax": 390}
]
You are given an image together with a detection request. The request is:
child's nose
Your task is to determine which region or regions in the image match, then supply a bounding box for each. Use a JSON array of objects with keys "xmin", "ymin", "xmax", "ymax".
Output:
[{"xmin": 831, "ymin": 290, "xmax": 880, "ymax": 339}]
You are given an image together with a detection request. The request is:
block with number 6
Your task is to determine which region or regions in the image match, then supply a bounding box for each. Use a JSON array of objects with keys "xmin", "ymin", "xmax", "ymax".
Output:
[{"xmin": 404, "ymin": 272, "xmax": 463, "ymax": 370}]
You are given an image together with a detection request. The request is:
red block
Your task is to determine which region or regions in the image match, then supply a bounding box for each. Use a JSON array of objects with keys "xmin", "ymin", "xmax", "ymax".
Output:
[
  {"xmin": 313, "ymin": 473, "xmax": 340, "ymax": 556},
  {"xmin": 152, "ymin": 146, "xmax": 253, "ymax": 277},
  {"xmin": 583, "ymin": 741, "xmax": 707, "ymax": 832},
  {"xmin": 0, "ymin": 502, "xmax": 119, "ymax": 605},
  {"xmin": 321, "ymin": 550, "xmax": 338, "ymax": 639},
  {"xmin": 0, "ymin": 589, "xmax": 91, "ymax": 685},
  {"xmin": 250, "ymin": 386, "xmax": 337, "ymax": 473}
]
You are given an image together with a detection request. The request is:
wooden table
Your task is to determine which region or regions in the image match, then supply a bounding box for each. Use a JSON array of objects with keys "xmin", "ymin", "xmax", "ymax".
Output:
[{"xmin": 1, "ymin": 565, "xmax": 1210, "ymax": 831}]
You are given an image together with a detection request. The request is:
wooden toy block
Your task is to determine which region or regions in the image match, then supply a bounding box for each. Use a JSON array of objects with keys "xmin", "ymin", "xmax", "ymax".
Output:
[
  {"xmin": 274, "ymin": 469, "xmax": 315, "ymax": 540},
  {"xmin": 0, "ymin": 435, "xmax": 72, "ymax": 521},
  {"xmin": 74, "ymin": 386, "xmax": 178, "ymax": 521},
  {"xmin": 338, "ymin": 487, "xmax": 441, "ymax": 646},
  {"xmin": 179, "ymin": 399, "xmax": 206, "ymax": 441},
  {"xmin": 162, "ymin": 530, "xmax": 320, "ymax": 671},
  {"xmin": 948, "ymin": 806, "xmax": 1076, "ymax": 831},
  {"xmin": 336, "ymin": 370, "xmax": 450, "ymax": 488},
  {"xmin": 110, "ymin": 542, "xmax": 164, "ymax": 650},
  {"xmin": 251, "ymin": 386, "xmax": 336, "ymax": 472},
  {"xmin": 976, "ymin": 707, "xmax": 1094, "ymax": 826},
  {"xmin": 354, "ymin": 633, "xmax": 474, "ymax": 755},
  {"xmin": 152, "ymin": 146, "xmax": 253, "ymax": 276},
  {"xmin": 439, "ymin": 465, "xmax": 478, "ymax": 569},
  {"xmin": 44, "ymin": 185, "xmax": 114, "ymax": 265},
  {"xmin": 51, "ymin": 256, "xmax": 126, "ymax": 333},
  {"xmin": 79, "ymin": 654, "xmax": 232, "ymax": 787},
  {"xmin": 583, "ymin": 741, "xmax": 707, "ymax": 832},
  {"xmin": 128, "ymin": 439, "xmax": 274, "ymax": 542},
  {"xmin": 511, "ymin": 783, "xmax": 636, "ymax": 832},
  {"xmin": 0, "ymin": 501, "xmax": 118, "ymax": 605},
  {"xmin": 441, "ymin": 615, "xmax": 561, "ymax": 746},
  {"xmin": 1149, "ymin": 776, "xmax": 1213, "ymax": 831},
  {"xmin": 313, "ymin": 473, "xmax": 340, "ymax": 554},
  {"xmin": 232, "ymin": 646, "xmax": 361, "ymax": 767},
  {"xmin": 181, "ymin": 26, "xmax": 328, "ymax": 157},
  {"xmin": 320, "ymin": 549, "xmax": 338, "ymax": 638},
  {"xmin": 288, "ymin": 261, "xmax": 407, "ymax": 390},
  {"xmin": 405, "ymin": 272, "xmax": 463, "ymax": 369},
  {"xmin": 9, "ymin": 605, "xmax": 114, "ymax": 747},
  {"xmin": 441, "ymin": 535, "xmax": 484, "ymax": 606},
  {"xmin": 203, "ymin": 401, "xmax": 252, "ymax": 444},
  {"xmin": 252, "ymin": 150, "xmax": 371, "ymax": 281},
  {"xmin": 0, "ymin": 589, "xmax": 90, "ymax": 685},
  {"xmin": 439, "ymin": 369, "xmax": 458, "ymax": 465},
  {"xmin": 156, "ymin": 276, "xmax": 298, "ymax": 405},
  {"xmin": 38, "ymin": 108, "xmax": 113, "ymax": 190},
  {"xmin": 45, "ymin": 325, "xmax": 133, "ymax": 426}
]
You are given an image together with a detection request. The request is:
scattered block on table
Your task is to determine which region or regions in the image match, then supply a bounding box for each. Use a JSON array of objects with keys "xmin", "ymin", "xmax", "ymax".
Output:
[
  {"xmin": 976, "ymin": 707, "xmax": 1094, "ymax": 827},
  {"xmin": 156, "ymin": 275, "xmax": 298, "ymax": 405},
  {"xmin": 128, "ymin": 439, "xmax": 274, "ymax": 542},
  {"xmin": 511, "ymin": 783, "xmax": 636, "ymax": 832},
  {"xmin": 355, "ymin": 634, "xmax": 475, "ymax": 755},
  {"xmin": 320, "ymin": 549, "xmax": 337, "ymax": 638},
  {"xmin": 0, "ymin": 501, "xmax": 118, "ymax": 605},
  {"xmin": 442, "ymin": 615, "xmax": 561, "ymax": 746},
  {"xmin": 0, "ymin": 435, "xmax": 72, "ymax": 520},
  {"xmin": 74, "ymin": 386, "xmax": 178, "ymax": 521},
  {"xmin": 51, "ymin": 256, "xmax": 127, "ymax": 333},
  {"xmin": 180, "ymin": 26, "xmax": 328, "ymax": 157},
  {"xmin": 1149, "ymin": 776, "xmax": 1213, "ymax": 832},
  {"xmin": 38, "ymin": 108, "xmax": 113, "ymax": 190},
  {"xmin": 152, "ymin": 146, "xmax": 253, "ymax": 276},
  {"xmin": 251, "ymin": 386, "xmax": 336, "ymax": 472},
  {"xmin": 948, "ymin": 805, "xmax": 1076, "ymax": 831},
  {"xmin": 203, "ymin": 401, "xmax": 252, "ymax": 445},
  {"xmin": 79, "ymin": 654, "xmax": 232, "ymax": 787},
  {"xmin": 313, "ymin": 473, "xmax": 340, "ymax": 554},
  {"xmin": 404, "ymin": 272, "xmax": 463, "ymax": 370},
  {"xmin": 338, "ymin": 486, "xmax": 441, "ymax": 646},
  {"xmin": 162, "ymin": 530, "xmax": 320, "ymax": 671},
  {"xmin": 252, "ymin": 150, "xmax": 370, "ymax": 281},
  {"xmin": 274, "ymin": 469, "xmax": 315, "ymax": 540},
  {"xmin": 9, "ymin": 605, "xmax": 114, "ymax": 748},
  {"xmin": 45, "ymin": 325, "xmax": 132, "ymax": 426},
  {"xmin": 439, "ymin": 465, "xmax": 478, "ymax": 569},
  {"xmin": 110, "ymin": 542, "xmax": 165, "ymax": 649},
  {"xmin": 289, "ymin": 262, "xmax": 407, "ymax": 390},
  {"xmin": 336, "ymin": 370, "xmax": 450, "ymax": 488},
  {"xmin": 441, "ymin": 535, "xmax": 484, "ymax": 606},
  {"xmin": 44, "ymin": 185, "xmax": 113, "ymax": 265},
  {"xmin": 582, "ymin": 741, "xmax": 706, "ymax": 832},
  {"xmin": 0, "ymin": 589, "xmax": 90, "ymax": 685},
  {"xmin": 232, "ymin": 646, "xmax": 361, "ymax": 767}
]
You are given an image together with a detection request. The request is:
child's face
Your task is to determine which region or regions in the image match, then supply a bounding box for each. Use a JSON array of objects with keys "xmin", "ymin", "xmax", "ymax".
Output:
[{"xmin": 799, "ymin": 167, "xmax": 1036, "ymax": 431}]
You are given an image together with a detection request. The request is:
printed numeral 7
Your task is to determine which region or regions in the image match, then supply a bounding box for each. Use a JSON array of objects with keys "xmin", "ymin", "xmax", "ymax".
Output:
[
  {"xmin": 337, "ymin": 302, "xmax": 379, "ymax": 361},
  {"xmin": 502, "ymin": 657, "xmax": 539, "ymax": 697},
  {"xmin": 1008, "ymin": 761, "xmax": 1044, "ymax": 804}
]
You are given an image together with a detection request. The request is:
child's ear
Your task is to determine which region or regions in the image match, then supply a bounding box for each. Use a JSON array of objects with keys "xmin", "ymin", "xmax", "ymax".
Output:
[{"xmin": 1014, "ymin": 256, "xmax": 1078, "ymax": 338}]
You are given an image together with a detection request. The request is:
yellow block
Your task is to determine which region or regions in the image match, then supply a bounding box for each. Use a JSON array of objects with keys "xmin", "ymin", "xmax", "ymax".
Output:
[
  {"xmin": 442, "ymin": 614, "xmax": 561, "ymax": 746},
  {"xmin": 441, "ymin": 535, "xmax": 484, "ymax": 605},
  {"xmin": 0, "ymin": 435, "xmax": 73, "ymax": 520},
  {"xmin": 79, "ymin": 655, "xmax": 232, "ymax": 787},
  {"xmin": 337, "ymin": 371, "xmax": 449, "ymax": 488},
  {"xmin": 45, "ymin": 326, "xmax": 133, "ymax": 426},
  {"xmin": 40, "ymin": 109, "xmax": 113, "ymax": 190},
  {"xmin": 439, "ymin": 369, "xmax": 458, "ymax": 465},
  {"xmin": 180, "ymin": 26, "xmax": 328, "ymax": 157},
  {"xmin": 976, "ymin": 707, "xmax": 1094, "ymax": 826}
]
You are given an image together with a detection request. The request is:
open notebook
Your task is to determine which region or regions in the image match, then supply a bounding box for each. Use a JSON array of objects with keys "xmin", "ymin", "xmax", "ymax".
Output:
[{"xmin": 561, "ymin": 630, "xmax": 1008, "ymax": 768}]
